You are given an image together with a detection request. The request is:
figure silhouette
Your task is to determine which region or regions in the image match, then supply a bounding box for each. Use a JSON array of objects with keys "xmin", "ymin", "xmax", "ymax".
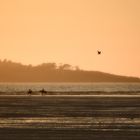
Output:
[
  {"xmin": 27, "ymin": 89, "xmax": 32, "ymax": 96},
  {"xmin": 40, "ymin": 88, "xmax": 47, "ymax": 96}
]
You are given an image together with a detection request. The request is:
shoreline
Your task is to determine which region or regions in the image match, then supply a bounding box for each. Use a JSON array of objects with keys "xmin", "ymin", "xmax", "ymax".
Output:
[{"xmin": 0, "ymin": 93, "xmax": 140, "ymax": 139}]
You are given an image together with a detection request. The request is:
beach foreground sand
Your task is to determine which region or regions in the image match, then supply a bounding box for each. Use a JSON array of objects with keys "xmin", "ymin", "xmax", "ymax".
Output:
[{"xmin": 0, "ymin": 95, "xmax": 140, "ymax": 139}]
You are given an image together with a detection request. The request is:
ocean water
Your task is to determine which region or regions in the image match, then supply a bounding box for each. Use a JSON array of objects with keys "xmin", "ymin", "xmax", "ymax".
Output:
[{"xmin": 0, "ymin": 82, "xmax": 140, "ymax": 95}]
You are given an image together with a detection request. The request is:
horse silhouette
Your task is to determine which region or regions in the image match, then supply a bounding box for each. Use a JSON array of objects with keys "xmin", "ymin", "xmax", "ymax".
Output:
[
  {"xmin": 27, "ymin": 89, "xmax": 32, "ymax": 95},
  {"xmin": 40, "ymin": 88, "xmax": 47, "ymax": 96}
]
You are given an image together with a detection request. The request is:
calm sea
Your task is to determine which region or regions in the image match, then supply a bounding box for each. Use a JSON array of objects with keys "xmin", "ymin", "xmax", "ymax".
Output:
[{"xmin": 0, "ymin": 82, "xmax": 140, "ymax": 95}]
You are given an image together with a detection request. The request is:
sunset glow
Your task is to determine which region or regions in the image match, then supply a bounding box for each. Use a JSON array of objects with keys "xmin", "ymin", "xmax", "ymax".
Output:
[{"xmin": 0, "ymin": 0, "xmax": 140, "ymax": 77}]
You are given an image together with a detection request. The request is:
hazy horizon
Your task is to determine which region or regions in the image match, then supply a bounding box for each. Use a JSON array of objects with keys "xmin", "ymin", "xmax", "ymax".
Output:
[
  {"xmin": 0, "ymin": 59, "xmax": 140, "ymax": 79},
  {"xmin": 0, "ymin": 0, "xmax": 140, "ymax": 77}
]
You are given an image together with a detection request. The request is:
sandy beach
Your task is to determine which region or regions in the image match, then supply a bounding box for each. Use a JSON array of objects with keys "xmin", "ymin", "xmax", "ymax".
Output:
[{"xmin": 0, "ymin": 94, "xmax": 140, "ymax": 139}]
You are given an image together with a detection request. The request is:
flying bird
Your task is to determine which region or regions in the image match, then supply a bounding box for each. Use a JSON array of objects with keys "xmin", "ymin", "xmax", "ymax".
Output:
[{"xmin": 97, "ymin": 50, "xmax": 101, "ymax": 55}]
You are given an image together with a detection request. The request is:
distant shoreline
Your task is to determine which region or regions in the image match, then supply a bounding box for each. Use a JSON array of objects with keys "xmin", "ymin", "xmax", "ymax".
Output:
[{"xmin": 0, "ymin": 60, "xmax": 140, "ymax": 82}]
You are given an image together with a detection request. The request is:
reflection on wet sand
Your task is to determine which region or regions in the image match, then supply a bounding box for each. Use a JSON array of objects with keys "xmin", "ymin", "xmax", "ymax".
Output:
[{"xmin": 0, "ymin": 95, "xmax": 140, "ymax": 139}]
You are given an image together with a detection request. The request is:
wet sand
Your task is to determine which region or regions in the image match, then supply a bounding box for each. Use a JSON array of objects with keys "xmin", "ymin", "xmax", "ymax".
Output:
[{"xmin": 0, "ymin": 95, "xmax": 140, "ymax": 139}]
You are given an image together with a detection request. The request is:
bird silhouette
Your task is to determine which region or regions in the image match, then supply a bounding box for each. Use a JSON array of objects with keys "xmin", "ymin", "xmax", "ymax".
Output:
[{"xmin": 97, "ymin": 50, "xmax": 101, "ymax": 55}]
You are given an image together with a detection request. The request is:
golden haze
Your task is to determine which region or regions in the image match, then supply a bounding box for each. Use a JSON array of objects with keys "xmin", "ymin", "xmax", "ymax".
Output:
[{"xmin": 0, "ymin": 0, "xmax": 140, "ymax": 77}]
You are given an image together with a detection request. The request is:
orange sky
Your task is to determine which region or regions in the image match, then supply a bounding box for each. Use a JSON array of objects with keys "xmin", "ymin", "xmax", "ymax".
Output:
[{"xmin": 0, "ymin": 0, "xmax": 140, "ymax": 77}]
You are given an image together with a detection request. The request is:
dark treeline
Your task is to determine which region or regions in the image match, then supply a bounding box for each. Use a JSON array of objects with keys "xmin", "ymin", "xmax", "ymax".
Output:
[{"xmin": 0, "ymin": 59, "xmax": 140, "ymax": 82}]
